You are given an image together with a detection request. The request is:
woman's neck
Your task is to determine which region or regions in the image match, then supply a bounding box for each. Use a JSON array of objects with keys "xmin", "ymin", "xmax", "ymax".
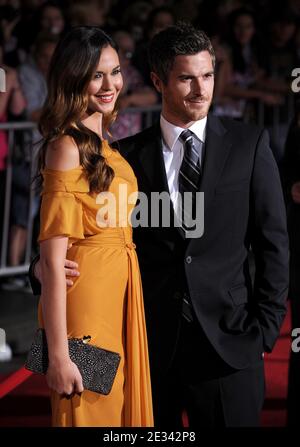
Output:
[{"xmin": 81, "ymin": 111, "xmax": 103, "ymax": 139}]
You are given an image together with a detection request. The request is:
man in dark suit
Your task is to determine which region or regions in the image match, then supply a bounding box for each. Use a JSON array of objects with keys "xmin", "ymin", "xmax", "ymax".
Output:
[{"xmin": 30, "ymin": 23, "xmax": 289, "ymax": 427}]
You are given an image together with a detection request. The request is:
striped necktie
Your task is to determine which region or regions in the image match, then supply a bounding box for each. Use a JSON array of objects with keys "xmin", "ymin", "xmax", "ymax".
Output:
[
  {"xmin": 178, "ymin": 129, "xmax": 202, "ymax": 232},
  {"xmin": 178, "ymin": 129, "xmax": 202, "ymax": 322}
]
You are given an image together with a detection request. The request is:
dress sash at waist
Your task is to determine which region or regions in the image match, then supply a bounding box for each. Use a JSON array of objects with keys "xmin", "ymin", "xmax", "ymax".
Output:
[
  {"xmin": 72, "ymin": 229, "xmax": 136, "ymax": 250},
  {"xmin": 74, "ymin": 229, "xmax": 154, "ymax": 427}
]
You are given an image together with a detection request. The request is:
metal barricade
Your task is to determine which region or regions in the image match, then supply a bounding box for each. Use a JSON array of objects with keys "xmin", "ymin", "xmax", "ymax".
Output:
[{"xmin": 0, "ymin": 122, "xmax": 36, "ymax": 277}]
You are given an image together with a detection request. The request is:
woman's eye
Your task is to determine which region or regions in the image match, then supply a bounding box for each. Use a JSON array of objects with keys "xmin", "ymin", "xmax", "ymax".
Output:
[
  {"xmin": 94, "ymin": 73, "xmax": 103, "ymax": 79},
  {"xmin": 112, "ymin": 69, "xmax": 121, "ymax": 76}
]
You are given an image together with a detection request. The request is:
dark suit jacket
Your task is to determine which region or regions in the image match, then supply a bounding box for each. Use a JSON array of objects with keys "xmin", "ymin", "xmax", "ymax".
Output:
[{"xmin": 112, "ymin": 113, "xmax": 289, "ymax": 379}]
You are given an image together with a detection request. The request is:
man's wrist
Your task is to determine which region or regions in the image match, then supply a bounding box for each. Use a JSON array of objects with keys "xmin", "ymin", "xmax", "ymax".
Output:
[
  {"xmin": 28, "ymin": 254, "xmax": 41, "ymax": 295},
  {"xmin": 31, "ymin": 255, "xmax": 40, "ymax": 280}
]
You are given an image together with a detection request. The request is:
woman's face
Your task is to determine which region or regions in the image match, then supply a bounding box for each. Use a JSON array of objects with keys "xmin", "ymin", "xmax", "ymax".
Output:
[
  {"xmin": 234, "ymin": 14, "xmax": 255, "ymax": 45},
  {"xmin": 87, "ymin": 45, "xmax": 123, "ymax": 115}
]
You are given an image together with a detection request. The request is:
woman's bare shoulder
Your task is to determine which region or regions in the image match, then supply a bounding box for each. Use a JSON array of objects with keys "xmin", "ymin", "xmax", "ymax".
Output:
[{"xmin": 45, "ymin": 135, "xmax": 80, "ymax": 171}]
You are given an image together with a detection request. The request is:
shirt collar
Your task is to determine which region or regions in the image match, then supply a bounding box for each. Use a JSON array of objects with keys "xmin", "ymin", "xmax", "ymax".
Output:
[{"xmin": 160, "ymin": 114, "xmax": 207, "ymax": 151}]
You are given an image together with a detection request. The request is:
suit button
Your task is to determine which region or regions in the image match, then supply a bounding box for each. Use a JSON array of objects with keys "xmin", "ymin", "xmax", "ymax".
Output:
[
  {"xmin": 186, "ymin": 256, "xmax": 192, "ymax": 264},
  {"xmin": 173, "ymin": 291, "xmax": 181, "ymax": 301}
]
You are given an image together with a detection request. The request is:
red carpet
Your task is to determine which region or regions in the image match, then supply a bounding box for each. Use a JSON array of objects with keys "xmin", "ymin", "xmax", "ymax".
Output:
[
  {"xmin": 0, "ymin": 307, "xmax": 291, "ymax": 427},
  {"xmin": 0, "ymin": 373, "xmax": 51, "ymax": 427},
  {"xmin": 261, "ymin": 304, "xmax": 291, "ymax": 427}
]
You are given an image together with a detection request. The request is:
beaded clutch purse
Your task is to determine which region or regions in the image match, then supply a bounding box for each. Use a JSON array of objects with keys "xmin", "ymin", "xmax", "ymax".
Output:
[{"xmin": 25, "ymin": 328, "xmax": 121, "ymax": 395}]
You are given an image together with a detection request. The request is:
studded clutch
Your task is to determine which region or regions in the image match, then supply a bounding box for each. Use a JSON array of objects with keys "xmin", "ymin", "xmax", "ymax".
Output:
[{"xmin": 25, "ymin": 328, "xmax": 121, "ymax": 395}]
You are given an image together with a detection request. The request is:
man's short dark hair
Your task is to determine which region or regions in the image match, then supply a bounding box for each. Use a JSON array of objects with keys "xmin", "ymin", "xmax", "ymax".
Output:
[{"xmin": 148, "ymin": 22, "xmax": 215, "ymax": 84}]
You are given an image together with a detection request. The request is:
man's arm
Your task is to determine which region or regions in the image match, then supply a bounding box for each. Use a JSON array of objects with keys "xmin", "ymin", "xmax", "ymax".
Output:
[
  {"xmin": 28, "ymin": 256, "xmax": 80, "ymax": 295},
  {"xmin": 28, "ymin": 255, "xmax": 41, "ymax": 295},
  {"xmin": 250, "ymin": 129, "xmax": 289, "ymax": 352}
]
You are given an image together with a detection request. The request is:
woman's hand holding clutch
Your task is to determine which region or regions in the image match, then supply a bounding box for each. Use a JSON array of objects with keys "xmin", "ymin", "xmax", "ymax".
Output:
[{"xmin": 46, "ymin": 357, "xmax": 84, "ymax": 397}]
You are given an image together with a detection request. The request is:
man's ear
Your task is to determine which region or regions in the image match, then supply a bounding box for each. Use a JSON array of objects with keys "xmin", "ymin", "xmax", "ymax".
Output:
[{"xmin": 150, "ymin": 71, "xmax": 163, "ymax": 93}]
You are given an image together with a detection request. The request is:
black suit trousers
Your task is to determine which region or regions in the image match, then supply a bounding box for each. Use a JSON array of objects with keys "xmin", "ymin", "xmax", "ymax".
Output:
[{"xmin": 152, "ymin": 317, "xmax": 265, "ymax": 428}]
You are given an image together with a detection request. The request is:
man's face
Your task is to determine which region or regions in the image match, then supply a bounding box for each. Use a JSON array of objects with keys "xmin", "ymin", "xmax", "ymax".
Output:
[{"xmin": 151, "ymin": 51, "xmax": 214, "ymax": 127}]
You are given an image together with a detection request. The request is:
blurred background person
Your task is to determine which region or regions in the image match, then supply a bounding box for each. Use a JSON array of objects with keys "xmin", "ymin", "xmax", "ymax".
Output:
[
  {"xmin": 0, "ymin": 30, "xmax": 26, "ymax": 229},
  {"xmin": 68, "ymin": 0, "xmax": 108, "ymax": 28},
  {"xmin": 120, "ymin": 1, "xmax": 153, "ymax": 43},
  {"xmin": 264, "ymin": 8, "xmax": 300, "ymax": 162},
  {"xmin": 13, "ymin": 0, "xmax": 55, "ymax": 56},
  {"xmin": 1, "ymin": 32, "xmax": 57, "ymax": 291},
  {"xmin": 213, "ymin": 7, "xmax": 283, "ymax": 120},
  {"xmin": 172, "ymin": 0, "xmax": 200, "ymax": 24},
  {"xmin": 266, "ymin": 9, "xmax": 298, "ymax": 89},
  {"xmin": 110, "ymin": 30, "xmax": 158, "ymax": 140},
  {"xmin": 37, "ymin": 0, "xmax": 66, "ymax": 36},
  {"xmin": 0, "ymin": 27, "xmax": 26, "ymax": 360},
  {"xmin": 133, "ymin": 6, "xmax": 176, "ymax": 87},
  {"xmin": 0, "ymin": 3, "xmax": 24, "ymax": 67},
  {"xmin": 0, "ymin": 29, "xmax": 26, "ymax": 252},
  {"xmin": 18, "ymin": 32, "xmax": 58, "ymax": 122}
]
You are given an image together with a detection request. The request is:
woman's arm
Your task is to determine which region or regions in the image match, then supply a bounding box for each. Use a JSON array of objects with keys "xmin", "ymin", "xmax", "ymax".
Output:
[
  {"xmin": 40, "ymin": 236, "xmax": 83, "ymax": 396},
  {"xmin": 28, "ymin": 255, "xmax": 79, "ymax": 296},
  {"xmin": 40, "ymin": 236, "xmax": 69, "ymax": 363},
  {"xmin": 39, "ymin": 136, "xmax": 83, "ymax": 396}
]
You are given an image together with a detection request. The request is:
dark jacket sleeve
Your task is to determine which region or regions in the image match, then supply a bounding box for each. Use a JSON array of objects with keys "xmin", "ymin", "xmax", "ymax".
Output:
[
  {"xmin": 28, "ymin": 255, "xmax": 41, "ymax": 296},
  {"xmin": 250, "ymin": 129, "xmax": 289, "ymax": 352}
]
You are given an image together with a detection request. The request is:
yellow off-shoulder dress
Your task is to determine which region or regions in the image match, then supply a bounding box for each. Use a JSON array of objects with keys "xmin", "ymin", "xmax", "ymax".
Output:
[{"xmin": 37, "ymin": 140, "xmax": 153, "ymax": 427}]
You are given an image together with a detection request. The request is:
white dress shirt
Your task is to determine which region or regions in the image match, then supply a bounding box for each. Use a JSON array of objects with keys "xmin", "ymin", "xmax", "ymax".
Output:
[{"xmin": 160, "ymin": 114, "xmax": 207, "ymax": 213}]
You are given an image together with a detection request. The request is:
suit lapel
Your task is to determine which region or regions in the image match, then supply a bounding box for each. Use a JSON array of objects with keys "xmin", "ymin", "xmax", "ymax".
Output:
[
  {"xmin": 183, "ymin": 114, "xmax": 232, "ymax": 246},
  {"xmin": 199, "ymin": 114, "xmax": 232, "ymax": 210},
  {"xmin": 137, "ymin": 124, "xmax": 185, "ymax": 239},
  {"xmin": 137, "ymin": 123, "xmax": 170, "ymax": 195},
  {"xmin": 137, "ymin": 115, "xmax": 232, "ymax": 241}
]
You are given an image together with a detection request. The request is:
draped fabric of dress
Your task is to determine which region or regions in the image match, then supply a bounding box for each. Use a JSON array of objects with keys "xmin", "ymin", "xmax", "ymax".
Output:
[{"xmin": 37, "ymin": 140, "xmax": 153, "ymax": 427}]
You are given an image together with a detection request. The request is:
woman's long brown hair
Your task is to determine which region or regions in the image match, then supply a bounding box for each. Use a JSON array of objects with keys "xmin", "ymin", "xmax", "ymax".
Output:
[{"xmin": 37, "ymin": 26, "xmax": 119, "ymax": 193}]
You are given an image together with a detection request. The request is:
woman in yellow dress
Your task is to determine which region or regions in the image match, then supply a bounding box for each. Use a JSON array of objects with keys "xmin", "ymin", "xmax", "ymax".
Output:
[{"xmin": 36, "ymin": 26, "xmax": 153, "ymax": 427}]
